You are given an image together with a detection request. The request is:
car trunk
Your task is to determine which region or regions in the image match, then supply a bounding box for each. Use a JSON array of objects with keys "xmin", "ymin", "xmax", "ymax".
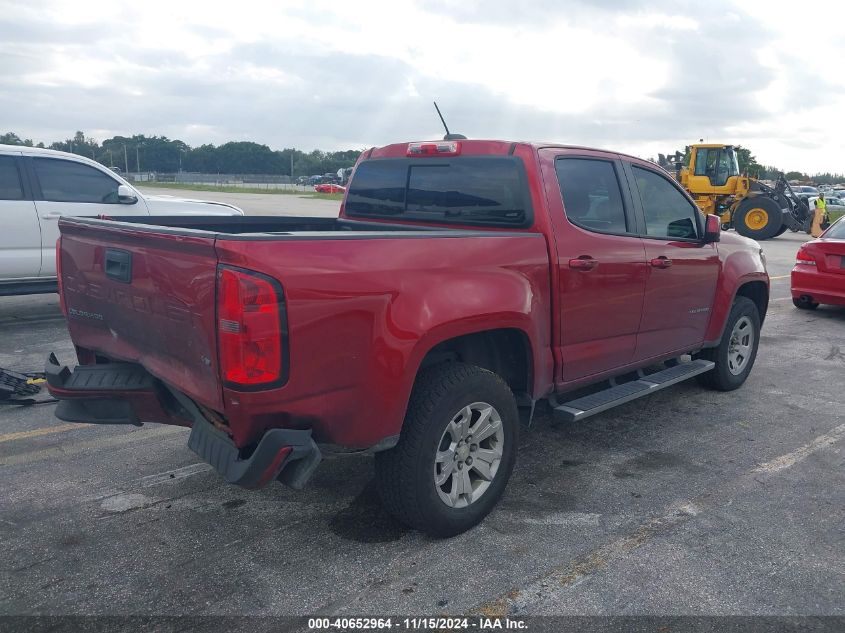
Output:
[{"xmin": 814, "ymin": 238, "xmax": 845, "ymax": 274}]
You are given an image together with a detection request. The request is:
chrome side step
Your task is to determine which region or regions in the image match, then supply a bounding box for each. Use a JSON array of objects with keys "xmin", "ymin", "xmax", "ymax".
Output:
[{"xmin": 553, "ymin": 359, "xmax": 715, "ymax": 423}]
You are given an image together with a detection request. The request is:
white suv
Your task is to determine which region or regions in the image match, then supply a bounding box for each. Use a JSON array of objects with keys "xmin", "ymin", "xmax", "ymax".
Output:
[{"xmin": 0, "ymin": 144, "xmax": 243, "ymax": 296}]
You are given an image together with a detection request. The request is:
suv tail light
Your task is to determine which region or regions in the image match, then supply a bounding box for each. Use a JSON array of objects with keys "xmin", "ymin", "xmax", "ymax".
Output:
[
  {"xmin": 407, "ymin": 141, "xmax": 461, "ymax": 156},
  {"xmin": 217, "ymin": 266, "xmax": 288, "ymax": 388},
  {"xmin": 56, "ymin": 237, "xmax": 67, "ymax": 316}
]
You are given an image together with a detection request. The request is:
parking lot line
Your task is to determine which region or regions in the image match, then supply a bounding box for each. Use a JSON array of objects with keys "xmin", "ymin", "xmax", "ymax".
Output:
[
  {"xmin": 0, "ymin": 424, "xmax": 186, "ymax": 467},
  {"xmin": 769, "ymin": 275, "xmax": 790, "ymax": 280},
  {"xmin": 752, "ymin": 423, "xmax": 845, "ymax": 473},
  {"xmin": 0, "ymin": 422, "xmax": 92, "ymax": 444},
  {"xmin": 477, "ymin": 421, "xmax": 845, "ymax": 615}
]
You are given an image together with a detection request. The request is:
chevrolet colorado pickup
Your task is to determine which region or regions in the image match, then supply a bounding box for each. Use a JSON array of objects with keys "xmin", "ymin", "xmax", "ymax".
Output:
[{"xmin": 47, "ymin": 140, "xmax": 769, "ymax": 536}]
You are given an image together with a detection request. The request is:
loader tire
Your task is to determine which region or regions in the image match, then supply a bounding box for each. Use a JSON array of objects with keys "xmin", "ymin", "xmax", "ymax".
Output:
[{"xmin": 734, "ymin": 197, "xmax": 783, "ymax": 240}]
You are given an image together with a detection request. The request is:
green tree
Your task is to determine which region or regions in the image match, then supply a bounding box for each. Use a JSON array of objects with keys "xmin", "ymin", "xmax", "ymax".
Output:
[
  {"xmin": 734, "ymin": 146, "xmax": 762, "ymax": 177},
  {"xmin": 0, "ymin": 132, "xmax": 34, "ymax": 146}
]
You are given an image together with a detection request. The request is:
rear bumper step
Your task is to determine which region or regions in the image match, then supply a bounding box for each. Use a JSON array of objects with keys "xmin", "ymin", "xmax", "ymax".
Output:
[
  {"xmin": 553, "ymin": 359, "xmax": 715, "ymax": 423},
  {"xmin": 188, "ymin": 418, "xmax": 321, "ymax": 490},
  {"xmin": 45, "ymin": 353, "xmax": 322, "ymax": 489},
  {"xmin": 46, "ymin": 353, "xmax": 176, "ymax": 427}
]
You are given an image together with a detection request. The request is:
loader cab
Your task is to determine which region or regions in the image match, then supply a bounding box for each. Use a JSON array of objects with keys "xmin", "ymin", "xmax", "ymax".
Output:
[{"xmin": 688, "ymin": 145, "xmax": 740, "ymax": 190}]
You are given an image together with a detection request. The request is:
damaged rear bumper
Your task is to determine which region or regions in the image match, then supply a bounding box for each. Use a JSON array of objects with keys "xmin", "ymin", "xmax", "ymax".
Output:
[{"xmin": 45, "ymin": 353, "xmax": 321, "ymax": 490}]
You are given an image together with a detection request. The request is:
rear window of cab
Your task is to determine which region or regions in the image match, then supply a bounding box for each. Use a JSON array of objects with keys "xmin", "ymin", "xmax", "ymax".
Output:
[{"xmin": 345, "ymin": 156, "xmax": 533, "ymax": 228}]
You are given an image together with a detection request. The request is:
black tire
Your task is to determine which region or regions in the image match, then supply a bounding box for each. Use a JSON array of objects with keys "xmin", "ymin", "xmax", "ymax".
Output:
[
  {"xmin": 792, "ymin": 296, "xmax": 819, "ymax": 310},
  {"xmin": 697, "ymin": 296, "xmax": 761, "ymax": 391},
  {"xmin": 734, "ymin": 197, "xmax": 784, "ymax": 240},
  {"xmin": 774, "ymin": 224, "xmax": 789, "ymax": 237},
  {"xmin": 374, "ymin": 362, "xmax": 519, "ymax": 537}
]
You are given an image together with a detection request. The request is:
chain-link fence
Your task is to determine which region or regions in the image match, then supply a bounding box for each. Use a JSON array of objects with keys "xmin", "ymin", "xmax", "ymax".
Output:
[{"xmin": 126, "ymin": 172, "xmax": 307, "ymax": 190}]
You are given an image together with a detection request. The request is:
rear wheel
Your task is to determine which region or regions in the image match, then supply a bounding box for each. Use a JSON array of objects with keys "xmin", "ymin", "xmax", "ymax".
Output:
[
  {"xmin": 375, "ymin": 362, "xmax": 519, "ymax": 537},
  {"xmin": 734, "ymin": 197, "xmax": 784, "ymax": 240},
  {"xmin": 792, "ymin": 296, "xmax": 819, "ymax": 310},
  {"xmin": 697, "ymin": 297, "xmax": 760, "ymax": 391}
]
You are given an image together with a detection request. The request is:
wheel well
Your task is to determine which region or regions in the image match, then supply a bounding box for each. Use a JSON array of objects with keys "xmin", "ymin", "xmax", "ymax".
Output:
[
  {"xmin": 419, "ymin": 329, "xmax": 532, "ymax": 396},
  {"xmin": 736, "ymin": 281, "xmax": 769, "ymax": 323}
]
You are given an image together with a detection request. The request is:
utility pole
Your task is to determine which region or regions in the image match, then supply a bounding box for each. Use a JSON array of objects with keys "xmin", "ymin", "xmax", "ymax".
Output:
[
  {"xmin": 136, "ymin": 146, "xmax": 141, "ymax": 173},
  {"xmin": 290, "ymin": 149, "xmax": 294, "ymax": 182},
  {"xmin": 123, "ymin": 145, "xmax": 129, "ymax": 173}
]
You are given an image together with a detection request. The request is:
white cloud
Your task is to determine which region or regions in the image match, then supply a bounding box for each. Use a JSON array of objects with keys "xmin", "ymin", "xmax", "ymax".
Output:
[{"xmin": 0, "ymin": 0, "xmax": 843, "ymax": 173}]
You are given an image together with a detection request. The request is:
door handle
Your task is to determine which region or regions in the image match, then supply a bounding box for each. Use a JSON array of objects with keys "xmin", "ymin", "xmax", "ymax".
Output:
[
  {"xmin": 569, "ymin": 257, "xmax": 598, "ymax": 271},
  {"xmin": 40, "ymin": 212, "xmax": 63, "ymax": 219},
  {"xmin": 650, "ymin": 256, "xmax": 673, "ymax": 269}
]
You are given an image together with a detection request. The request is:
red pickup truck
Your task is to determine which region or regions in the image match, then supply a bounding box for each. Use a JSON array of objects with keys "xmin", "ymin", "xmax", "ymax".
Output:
[{"xmin": 47, "ymin": 140, "xmax": 769, "ymax": 536}]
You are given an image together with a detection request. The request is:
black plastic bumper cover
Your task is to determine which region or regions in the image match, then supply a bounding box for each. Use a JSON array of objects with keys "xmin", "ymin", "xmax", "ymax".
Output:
[
  {"xmin": 45, "ymin": 353, "xmax": 322, "ymax": 490},
  {"xmin": 188, "ymin": 418, "xmax": 321, "ymax": 490}
]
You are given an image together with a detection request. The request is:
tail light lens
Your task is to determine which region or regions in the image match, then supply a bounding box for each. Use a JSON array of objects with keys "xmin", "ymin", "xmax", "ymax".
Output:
[
  {"xmin": 56, "ymin": 237, "xmax": 67, "ymax": 316},
  {"xmin": 795, "ymin": 247, "xmax": 816, "ymax": 266},
  {"xmin": 217, "ymin": 266, "xmax": 287, "ymax": 388}
]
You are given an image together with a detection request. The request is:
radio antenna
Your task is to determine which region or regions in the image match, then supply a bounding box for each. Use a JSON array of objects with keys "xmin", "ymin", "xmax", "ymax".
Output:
[{"xmin": 433, "ymin": 101, "xmax": 467, "ymax": 140}]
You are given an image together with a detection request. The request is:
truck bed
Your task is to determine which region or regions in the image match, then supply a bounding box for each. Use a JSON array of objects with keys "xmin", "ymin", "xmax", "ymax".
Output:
[
  {"xmin": 83, "ymin": 215, "xmax": 464, "ymax": 236},
  {"xmin": 56, "ymin": 215, "xmax": 551, "ymax": 449}
]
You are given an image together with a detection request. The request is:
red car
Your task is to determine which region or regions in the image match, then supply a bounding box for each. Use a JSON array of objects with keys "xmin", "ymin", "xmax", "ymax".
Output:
[
  {"xmin": 314, "ymin": 183, "xmax": 345, "ymax": 194},
  {"xmin": 791, "ymin": 216, "xmax": 845, "ymax": 309}
]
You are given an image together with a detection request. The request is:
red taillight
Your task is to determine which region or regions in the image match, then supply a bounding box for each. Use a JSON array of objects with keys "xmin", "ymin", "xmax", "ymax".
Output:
[
  {"xmin": 407, "ymin": 141, "xmax": 461, "ymax": 156},
  {"xmin": 217, "ymin": 267, "xmax": 286, "ymax": 387},
  {"xmin": 795, "ymin": 247, "xmax": 816, "ymax": 266},
  {"xmin": 56, "ymin": 237, "xmax": 67, "ymax": 316}
]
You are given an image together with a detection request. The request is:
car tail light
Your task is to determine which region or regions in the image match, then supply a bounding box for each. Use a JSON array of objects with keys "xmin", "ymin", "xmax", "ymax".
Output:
[
  {"xmin": 217, "ymin": 266, "xmax": 287, "ymax": 387},
  {"xmin": 795, "ymin": 248, "xmax": 816, "ymax": 266},
  {"xmin": 407, "ymin": 141, "xmax": 461, "ymax": 156},
  {"xmin": 56, "ymin": 237, "xmax": 67, "ymax": 316}
]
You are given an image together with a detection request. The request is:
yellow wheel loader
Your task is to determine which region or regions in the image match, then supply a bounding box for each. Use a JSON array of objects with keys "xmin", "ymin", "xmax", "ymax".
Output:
[{"xmin": 659, "ymin": 144, "xmax": 811, "ymax": 240}]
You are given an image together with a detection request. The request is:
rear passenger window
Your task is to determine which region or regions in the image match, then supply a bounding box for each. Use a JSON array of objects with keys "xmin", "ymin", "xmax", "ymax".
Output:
[
  {"xmin": 0, "ymin": 156, "xmax": 23, "ymax": 200},
  {"xmin": 555, "ymin": 158, "xmax": 628, "ymax": 234},
  {"xmin": 632, "ymin": 166, "xmax": 700, "ymax": 239},
  {"xmin": 33, "ymin": 157, "xmax": 120, "ymax": 203},
  {"xmin": 345, "ymin": 157, "xmax": 531, "ymax": 227}
]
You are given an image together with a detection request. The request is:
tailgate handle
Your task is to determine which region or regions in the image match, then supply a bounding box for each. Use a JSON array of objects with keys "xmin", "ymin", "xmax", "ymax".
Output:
[{"xmin": 104, "ymin": 249, "xmax": 132, "ymax": 283}]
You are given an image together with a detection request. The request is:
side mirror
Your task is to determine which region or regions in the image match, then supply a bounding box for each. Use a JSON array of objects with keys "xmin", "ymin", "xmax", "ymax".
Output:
[
  {"xmin": 703, "ymin": 214, "xmax": 721, "ymax": 243},
  {"xmin": 117, "ymin": 184, "xmax": 138, "ymax": 205}
]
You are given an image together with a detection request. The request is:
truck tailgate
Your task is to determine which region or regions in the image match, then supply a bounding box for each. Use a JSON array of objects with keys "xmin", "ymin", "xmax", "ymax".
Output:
[{"xmin": 59, "ymin": 219, "xmax": 224, "ymax": 411}]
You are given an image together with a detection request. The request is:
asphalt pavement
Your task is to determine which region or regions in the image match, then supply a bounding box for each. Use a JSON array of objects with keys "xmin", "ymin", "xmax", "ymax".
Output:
[{"xmin": 0, "ymin": 211, "xmax": 843, "ymax": 620}]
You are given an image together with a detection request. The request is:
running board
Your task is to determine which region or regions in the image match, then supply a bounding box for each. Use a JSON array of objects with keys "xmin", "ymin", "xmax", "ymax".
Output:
[{"xmin": 553, "ymin": 360, "xmax": 715, "ymax": 423}]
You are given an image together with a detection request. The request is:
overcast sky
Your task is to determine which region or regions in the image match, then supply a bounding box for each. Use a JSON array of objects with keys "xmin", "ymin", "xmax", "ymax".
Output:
[{"xmin": 1, "ymin": 0, "xmax": 843, "ymax": 174}]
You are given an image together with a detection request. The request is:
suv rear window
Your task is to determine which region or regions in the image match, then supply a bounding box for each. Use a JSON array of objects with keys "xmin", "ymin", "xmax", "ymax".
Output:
[{"xmin": 345, "ymin": 157, "xmax": 532, "ymax": 227}]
